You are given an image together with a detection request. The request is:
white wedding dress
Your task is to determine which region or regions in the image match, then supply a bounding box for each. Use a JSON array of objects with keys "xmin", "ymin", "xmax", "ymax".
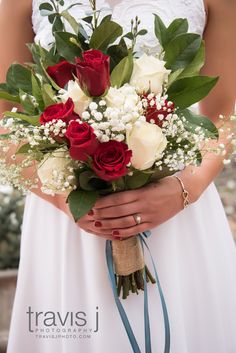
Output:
[{"xmin": 7, "ymin": 1, "xmax": 236, "ymax": 353}]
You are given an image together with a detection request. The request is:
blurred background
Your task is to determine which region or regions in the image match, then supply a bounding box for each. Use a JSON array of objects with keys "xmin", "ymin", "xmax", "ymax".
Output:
[{"xmin": 0, "ymin": 163, "xmax": 235, "ymax": 352}]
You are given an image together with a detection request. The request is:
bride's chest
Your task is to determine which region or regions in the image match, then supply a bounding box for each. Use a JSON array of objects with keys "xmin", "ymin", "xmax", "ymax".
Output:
[{"xmin": 32, "ymin": 0, "xmax": 206, "ymax": 51}]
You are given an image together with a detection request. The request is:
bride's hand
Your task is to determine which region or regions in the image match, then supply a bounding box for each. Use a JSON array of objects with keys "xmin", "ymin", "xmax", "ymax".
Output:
[{"xmin": 78, "ymin": 176, "xmax": 198, "ymax": 240}]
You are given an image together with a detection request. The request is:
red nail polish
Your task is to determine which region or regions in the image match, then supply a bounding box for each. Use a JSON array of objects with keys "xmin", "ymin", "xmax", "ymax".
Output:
[
  {"xmin": 95, "ymin": 221, "xmax": 102, "ymax": 227},
  {"xmin": 88, "ymin": 210, "xmax": 94, "ymax": 216},
  {"xmin": 114, "ymin": 236, "xmax": 122, "ymax": 241},
  {"xmin": 112, "ymin": 230, "xmax": 120, "ymax": 236}
]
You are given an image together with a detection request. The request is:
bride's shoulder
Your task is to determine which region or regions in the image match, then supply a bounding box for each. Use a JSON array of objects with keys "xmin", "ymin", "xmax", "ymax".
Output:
[
  {"xmin": 206, "ymin": 0, "xmax": 236, "ymax": 11},
  {"xmin": 0, "ymin": 0, "xmax": 32, "ymax": 14}
]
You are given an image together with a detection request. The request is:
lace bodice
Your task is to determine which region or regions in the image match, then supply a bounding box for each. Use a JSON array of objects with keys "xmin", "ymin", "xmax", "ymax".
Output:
[{"xmin": 32, "ymin": 0, "xmax": 207, "ymax": 52}]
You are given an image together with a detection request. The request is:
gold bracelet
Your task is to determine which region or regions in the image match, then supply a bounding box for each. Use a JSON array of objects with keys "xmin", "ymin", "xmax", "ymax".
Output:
[{"xmin": 172, "ymin": 175, "xmax": 190, "ymax": 209}]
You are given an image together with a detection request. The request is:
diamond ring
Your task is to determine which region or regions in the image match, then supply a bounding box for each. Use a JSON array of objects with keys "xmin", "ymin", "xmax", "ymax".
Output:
[{"xmin": 133, "ymin": 213, "xmax": 142, "ymax": 225}]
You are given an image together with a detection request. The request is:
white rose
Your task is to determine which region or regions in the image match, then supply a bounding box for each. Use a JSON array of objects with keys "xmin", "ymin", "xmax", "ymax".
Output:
[
  {"xmin": 37, "ymin": 148, "xmax": 76, "ymax": 195},
  {"xmin": 105, "ymin": 84, "xmax": 139, "ymax": 110},
  {"xmin": 58, "ymin": 80, "xmax": 91, "ymax": 116},
  {"xmin": 130, "ymin": 53, "xmax": 171, "ymax": 94},
  {"xmin": 127, "ymin": 121, "xmax": 167, "ymax": 170}
]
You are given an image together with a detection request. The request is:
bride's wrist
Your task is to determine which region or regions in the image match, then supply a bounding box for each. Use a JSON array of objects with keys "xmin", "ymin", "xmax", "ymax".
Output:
[{"xmin": 174, "ymin": 168, "xmax": 205, "ymax": 204}]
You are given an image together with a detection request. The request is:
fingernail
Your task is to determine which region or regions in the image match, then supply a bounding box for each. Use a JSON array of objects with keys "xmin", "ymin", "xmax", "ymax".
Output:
[
  {"xmin": 88, "ymin": 210, "xmax": 94, "ymax": 216},
  {"xmin": 114, "ymin": 236, "xmax": 122, "ymax": 241},
  {"xmin": 112, "ymin": 230, "xmax": 120, "ymax": 236},
  {"xmin": 95, "ymin": 221, "xmax": 102, "ymax": 227}
]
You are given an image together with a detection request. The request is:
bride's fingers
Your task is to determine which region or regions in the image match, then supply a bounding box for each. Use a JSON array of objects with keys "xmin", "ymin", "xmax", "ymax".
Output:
[
  {"xmin": 94, "ymin": 189, "xmax": 139, "ymax": 209},
  {"xmin": 94, "ymin": 214, "xmax": 149, "ymax": 230},
  {"xmin": 93, "ymin": 201, "xmax": 141, "ymax": 219},
  {"xmin": 112, "ymin": 223, "xmax": 152, "ymax": 238}
]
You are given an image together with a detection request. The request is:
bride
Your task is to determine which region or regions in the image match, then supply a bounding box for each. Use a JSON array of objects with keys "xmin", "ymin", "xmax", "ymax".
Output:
[{"xmin": 1, "ymin": 0, "xmax": 236, "ymax": 352}]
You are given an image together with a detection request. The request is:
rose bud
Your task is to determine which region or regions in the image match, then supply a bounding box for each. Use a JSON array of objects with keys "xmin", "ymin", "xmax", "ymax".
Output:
[
  {"xmin": 92, "ymin": 140, "xmax": 132, "ymax": 181},
  {"xmin": 46, "ymin": 61, "xmax": 76, "ymax": 88},
  {"xmin": 40, "ymin": 98, "xmax": 79, "ymax": 125},
  {"xmin": 65, "ymin": 120, "xmax": 99, "ymax": 161},
  {"xmin": 76, "ymin": 49, "xmax": 110, "ymax": 97}
]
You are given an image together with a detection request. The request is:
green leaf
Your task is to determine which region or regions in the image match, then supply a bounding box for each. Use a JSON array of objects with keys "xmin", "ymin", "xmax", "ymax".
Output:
[
  {"xmin": 55, "ymin": 32, "xmax": 82, "ymax": 62},
  {"xmin": 67, "ymin": 189, "xmax": 99, "ymax": 221},
  {"xmin": 6, "ymin": 64, "xmax": 32, "ymax": 94},
  {"xmin": 0, "ymin": 83, "xmax": 8, "ymax": 90},
  {"xmin": 61, "ymin": 10, "xmax": 79, "ymax": 33},
  {"xmin": 154, "ymin": 14, "xmax": 167, "ymax": 47},
  {"xmin": 39, "ymin": 2, "xmax": 54, "ymax": 16},
  {"xmin": 166, "ymin": 42, "xmax": 206, "ymax": 86},
  {"xmin": 123, "ymin": 32, "xmax": 134, "ymax": 40},
  {"xmin": 3, "ymin": 111, "xmax": 40, "ymax": 126},
  {"xmin": 167, "ymin": 68, "xmax": 184, "ymax": 87},
  {"xmin": 27, "ymin": 43, "xmax": 59, "ymax": 70},
  {"xmin": 48, "ymin": 13, "xmax": 57, "ymax": 24},
  {"xmin": 78, "ymin": 170, "xmax": 110, "ymax": 191},
  {"xmin": 31, "ymin": 74, "xmax": 45, "ymax": 111},
  {"xmin": 166, "ymin": 18, "xmax": 188, "ymax": 43},
  {"xmin": 42, "ymin": 84, "xmax": 56, "ymax": 107},
  {"xmin": 178, "ymin": 41, "xmax": 205, "ymax": 78},
  {"xmin": 164, "ymin": 33, "xmax": 202, "ymax": 71},
  {"xmin": 107, "ymin": 38, "xmax": 128, "ymax": 71},
  {"xmin": 19, "ymin": 90, "xmax": 37, "ymax": 115},
  {"xmin": 110, "ymin": 53, "xmax": 133, "ymax": 88},
  {"xmin": 82, "ymin": 15, "xmax": 93, "ymax": 24},
  {"xmin": 0, "ymin": 90, "xmax": 20, "ymax": 103},
  {"xmin": 0, "ymin": 133, "xmax": 10, "ymax": 140},
  {"xmin": 52, "ymin": 16, "xmax": 64, "ymax": 33},
  {"xmin": 100, "ymin": 14, "xmax": 112, "ymax": 25},
  {"xmin": 16, "ymin": 143, "xmax": 31, "ymax": 155},
  {"xmin": 39, "ymin": 59, "xmax": 61, "ymax": 91},
  {"xmin": 76, "ymin": 23, "xmax": 90, "ymax": 51},
  {"xmin": 137, "ymin": 29, "xmax": 148, "ymax": 36},
  {"xmin": 90, "ymin": 20, "xmax": 123, "ymax": 51},
  {"xmin": 167, "ymin": 76, "xmax": 219, "ymax": 109},
  {"xmin": 125, "ymin": 170, "xmax": 151, "ymax": 189},
  {"xmin": 179, "ymin": 109, "xmax": 219, "ymax": 139}
]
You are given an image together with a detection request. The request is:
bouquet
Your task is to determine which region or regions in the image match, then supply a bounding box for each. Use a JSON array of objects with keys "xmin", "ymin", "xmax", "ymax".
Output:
[
  {"xmin": 0, "ymin": 0, "xmax": 223, "ymax": 299},
  {"xmin": 2, "ymin": 1, "xmax": 235, "ymax": 350}
]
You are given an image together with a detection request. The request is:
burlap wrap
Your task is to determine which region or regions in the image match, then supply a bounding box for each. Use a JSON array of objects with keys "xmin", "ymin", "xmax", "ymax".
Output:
[{"xmin": 112, "ymin": 236, "xmax": 145, "ymax": 276}]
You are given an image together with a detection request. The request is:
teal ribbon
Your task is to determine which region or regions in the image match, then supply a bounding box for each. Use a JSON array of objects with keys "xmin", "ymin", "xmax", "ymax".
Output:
[
  {"xmin": 106, "ymin": 240, "xmax": 142, "ymax": 353},
  {"xmin": 140, "ymin": 231, "xmax": 171, "ymax": 353},
  {"xmin": 105, "ymin": 231, "xmax": 170, "ymax": 353}
]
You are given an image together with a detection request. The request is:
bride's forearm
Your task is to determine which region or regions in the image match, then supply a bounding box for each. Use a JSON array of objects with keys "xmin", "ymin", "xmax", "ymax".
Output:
[
  {"xmin": 178, "ymin": 118, "xmax": 234, "ymax": 203},
  {"xmin": 0, "ymin": 128, "xmax": 74, "ymax": 221}
]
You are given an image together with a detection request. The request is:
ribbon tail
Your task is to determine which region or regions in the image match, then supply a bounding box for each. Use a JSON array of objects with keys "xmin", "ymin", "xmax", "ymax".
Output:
[
  {"xmin": 142, "ymin": 245, "xmax": 152, "ymax": 353},
  {"xmin": 105, "ymin": 240, "xmax": 142, "ymax": 353},
  {"xmin": 140, "ymin": 232, "xmax": 171, "ymax": 353}
]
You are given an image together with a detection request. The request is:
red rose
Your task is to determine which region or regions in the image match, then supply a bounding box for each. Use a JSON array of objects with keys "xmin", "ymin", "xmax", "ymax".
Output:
[
  {"xmin": 92, "ymin": 140, "xmax": 132, "ymax": 181},
  {"xmin": 65, "ymin": 120, "xmax": 99, "ymax": 161},
  {"xmin": 143, "ymin": 94, "xmax": 175, "ymax": 127},
  {"xmin": 40, "ymin": 98, "xmax": 79, "ymax": 125},
  {"xmin": 76, "ymin": 49, "xmax": 110, "ymax": 97},
  {"xmin": 46, "ymin": 61, "xmax": 76, "ymax": 88}
]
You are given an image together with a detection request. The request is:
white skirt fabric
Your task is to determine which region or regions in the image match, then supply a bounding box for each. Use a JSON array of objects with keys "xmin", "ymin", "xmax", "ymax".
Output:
[{"xmin": 7, "ymin": 183, "xmax": 236, "ymax": 353}]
